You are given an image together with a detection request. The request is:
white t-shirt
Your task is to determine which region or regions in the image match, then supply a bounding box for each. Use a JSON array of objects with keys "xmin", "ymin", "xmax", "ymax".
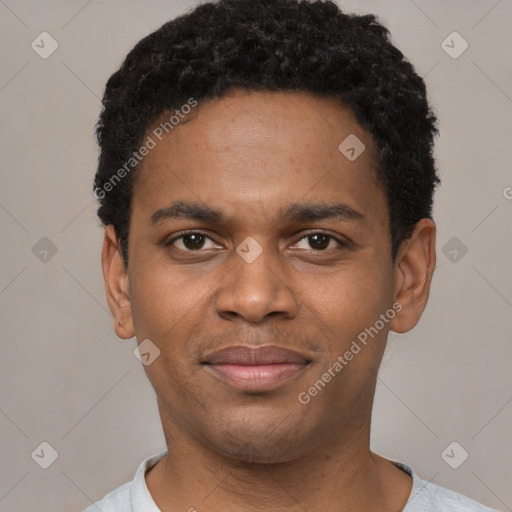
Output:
[{"xmin": 84, "ymin": 450, "xmax": 498, "ymax": 511}]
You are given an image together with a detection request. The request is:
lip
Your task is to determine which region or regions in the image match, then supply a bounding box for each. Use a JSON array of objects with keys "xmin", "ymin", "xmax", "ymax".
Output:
[{"xmin": 202, "ymin": 345, "xmax": 311, "ymax": 392}]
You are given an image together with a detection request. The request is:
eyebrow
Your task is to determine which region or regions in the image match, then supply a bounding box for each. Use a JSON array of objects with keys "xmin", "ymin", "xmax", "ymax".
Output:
[
  {"xmin": 281, "ymin": 202, "xmax": 364, "ymax": 223},
  {"xmin": 150, "ymin": 200, "xmax": 364, "ymax": 226},
  {"xmin": 151, "ymin": 201, "xmax": 223, "ymax": 225}
]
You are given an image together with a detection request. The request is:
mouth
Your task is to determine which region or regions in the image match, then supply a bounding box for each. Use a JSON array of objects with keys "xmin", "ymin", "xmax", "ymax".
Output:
[{"xmin": 201, "ymin": 345, "xmax": 311, "ymax": 393}]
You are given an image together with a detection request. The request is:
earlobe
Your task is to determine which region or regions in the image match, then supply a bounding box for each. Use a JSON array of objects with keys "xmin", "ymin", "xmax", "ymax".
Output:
[
  {"xmin": 389, "ymin": 219, "xmax": 436, "ymax": 334},
  {"xmin": 101, "ymin": 225, "xmax": 135, "ymax": 339}
]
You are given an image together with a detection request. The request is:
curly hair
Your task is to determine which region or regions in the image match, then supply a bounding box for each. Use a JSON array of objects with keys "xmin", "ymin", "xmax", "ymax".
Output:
[{"xmin": 93, "ymin": 0, "xmax": 440, "ymax": 267}]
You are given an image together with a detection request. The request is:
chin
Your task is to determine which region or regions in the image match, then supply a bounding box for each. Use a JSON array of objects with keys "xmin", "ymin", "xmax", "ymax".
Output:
[
  {"xmin": 213, "ymin": 436, "xmax": 305, "ymax": 465},
  {"xmin": 197, "ymin": 411, "xmax": 315, "ymax": 465}
]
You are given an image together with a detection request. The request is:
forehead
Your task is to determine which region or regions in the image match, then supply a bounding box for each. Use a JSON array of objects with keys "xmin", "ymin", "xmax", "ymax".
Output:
[{"xmin": 132, "ymin": 90, "xmax": 387, "ymax": 231}]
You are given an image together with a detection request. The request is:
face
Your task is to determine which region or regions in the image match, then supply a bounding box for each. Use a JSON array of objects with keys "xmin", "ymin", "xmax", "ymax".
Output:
[{"xmin": 102, "ymin": 89, "xmax": 435, "ymax": 463}]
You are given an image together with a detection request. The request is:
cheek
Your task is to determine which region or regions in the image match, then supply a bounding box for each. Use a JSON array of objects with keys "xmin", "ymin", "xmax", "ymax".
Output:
[
  {"xmin": 129, "ymin": 267, "xmax": 205, "ymax": 392},
  {"xmin": 302, "ymin": 266, "xmax": 392, "ymax": 406},
  {"xmin": 302, "ymin": 259, "xmax": 392, "ymax": 350},
  {"xmin": 129, "ymin": 260, "xmax": 200, "ymax": 343}
]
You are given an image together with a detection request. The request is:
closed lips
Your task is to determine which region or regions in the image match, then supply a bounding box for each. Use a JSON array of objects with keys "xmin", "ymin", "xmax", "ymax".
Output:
[{"xmin": 202, "ymin": 345, "xmax": 310, "ymax": 365}]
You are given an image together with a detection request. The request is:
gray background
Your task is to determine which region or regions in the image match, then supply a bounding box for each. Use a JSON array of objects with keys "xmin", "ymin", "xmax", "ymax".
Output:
[{"xmin": 0, "ymin": 0, "xmax": 511, "ymax": 510}]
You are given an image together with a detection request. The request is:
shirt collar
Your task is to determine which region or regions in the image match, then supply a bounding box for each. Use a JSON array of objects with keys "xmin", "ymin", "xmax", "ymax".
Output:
[
  {"xmin": 130, "ymin": 451, "xmax": 423, "ymax": 511},
  {"xmin": 130, "ymin": 449, "xmax": 167, "ymax": 511}
]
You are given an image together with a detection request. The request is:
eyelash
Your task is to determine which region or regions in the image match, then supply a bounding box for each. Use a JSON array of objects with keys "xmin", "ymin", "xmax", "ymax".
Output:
[{"xmin": 164, "ymin": 230, "xmax": 348, "ymax": 251}]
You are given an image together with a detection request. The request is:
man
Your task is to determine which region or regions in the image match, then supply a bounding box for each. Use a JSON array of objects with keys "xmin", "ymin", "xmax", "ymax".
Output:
[{"xmin": 87, "ymin": 0, "xmax": 498, "ymax": 510}]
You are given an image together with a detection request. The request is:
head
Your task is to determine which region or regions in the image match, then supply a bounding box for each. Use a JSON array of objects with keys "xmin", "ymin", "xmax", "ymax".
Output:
[{"xmin": 97, "ymin": 0, "xmax": 439, "ymax": 463}]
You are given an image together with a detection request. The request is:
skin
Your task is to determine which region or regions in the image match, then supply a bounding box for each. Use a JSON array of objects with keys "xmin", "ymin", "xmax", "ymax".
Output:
[{"xmin": 101, "ymin": 89, "xmax": 436, "ymax": 511}]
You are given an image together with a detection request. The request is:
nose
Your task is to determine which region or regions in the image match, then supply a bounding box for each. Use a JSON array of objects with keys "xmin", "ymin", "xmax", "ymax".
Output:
[{"xmin": 214, "ymin": 241, "xmax": 300, "ymax": 324}]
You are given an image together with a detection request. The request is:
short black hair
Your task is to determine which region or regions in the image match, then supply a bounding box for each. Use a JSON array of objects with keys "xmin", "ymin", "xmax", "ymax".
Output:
[{"xmin": 93, "ymin": 0, "xmax": 440, "ymax": 267}]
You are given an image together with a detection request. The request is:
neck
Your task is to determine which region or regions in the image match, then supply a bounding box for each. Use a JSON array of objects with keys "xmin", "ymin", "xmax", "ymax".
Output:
[{"xmin": 146, "ymin": 406, "xmax": 411, "ymax": 512}]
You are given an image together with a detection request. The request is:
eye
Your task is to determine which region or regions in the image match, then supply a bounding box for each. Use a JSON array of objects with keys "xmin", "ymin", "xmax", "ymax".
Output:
[
  {"xmin": 166, "ymin": 231, "xmax": 219, "ymax": 251},
  {"xmin": 293, "ymin": 232, "xmax": 346, "ymax": 251}
]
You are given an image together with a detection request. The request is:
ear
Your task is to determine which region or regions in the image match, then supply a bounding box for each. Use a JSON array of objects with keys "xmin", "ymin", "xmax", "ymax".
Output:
[
  {"xmin": 101, "ymin": 225, "xmax": 135, "ymax": 339},
  {"xmin": 389, "ymin": 218, "xmax": 436, "ymax": 334}
]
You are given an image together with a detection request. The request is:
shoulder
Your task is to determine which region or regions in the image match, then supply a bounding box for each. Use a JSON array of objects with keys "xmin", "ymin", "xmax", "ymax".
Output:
[
  {"xmin": 394, "ymin": 462, "xmax": 499, "ymax": 512},
  {"xmin": 414, "ymin": 480, "xmax": 498, "ymax": 511},
  {"xmin": 82, "ymin": 449, "xmax": 167, "ymax": 512},
  {"xmin": 83, "ymin": 481, "xmax": 131, "ymax": 512}
]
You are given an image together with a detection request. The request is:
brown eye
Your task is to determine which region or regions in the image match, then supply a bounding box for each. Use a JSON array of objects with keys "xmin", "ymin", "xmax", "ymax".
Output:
[
  {"xmin": 181, "ymin": 233, "xmax": 206, "ymax": 250},
  {"xmin": 294, "ymin": 232, "xmax": 344, "ymax": 251},
  {"xmin": 166, "ymin": 231, "xmax": 219, "ymax": 251},
  {"xmin": 307, "ymin": 234, "xmax": 330, "ymax": 250}
]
